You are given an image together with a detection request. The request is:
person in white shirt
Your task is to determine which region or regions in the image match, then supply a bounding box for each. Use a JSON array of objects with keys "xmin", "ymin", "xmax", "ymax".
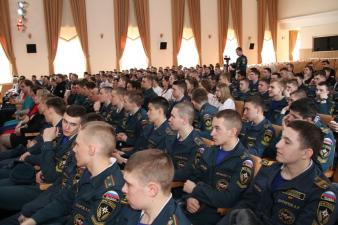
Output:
[{"xmin": 215, "ymin": 83, "xmax": 235, "ymax": 111}]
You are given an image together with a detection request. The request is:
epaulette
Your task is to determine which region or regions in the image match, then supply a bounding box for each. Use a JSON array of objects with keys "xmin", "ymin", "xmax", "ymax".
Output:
[
  {"xmin": 261, "ymin": 159, "xmax": 274, "ymax": 166},
  {"xmin": 314, "ymin": 176, "xmax": 330, "ymax": 189},
  {"xmin": 167, "ymin": 215, "xmax": 178, "ymax": 225},
  {"xmin": 104, "ymin": 175, "xmax": 115, "ymax": 188},
  {"xmin": 240, "ymin": 151, "xmax": 251, "ymax": 160}
]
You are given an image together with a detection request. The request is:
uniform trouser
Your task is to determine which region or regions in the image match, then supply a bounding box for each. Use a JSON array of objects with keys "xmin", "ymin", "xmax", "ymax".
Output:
[
  {"xmin": 0, "ymin": 145, "xmax": 26, "ymax": 161},
  {"xmin": 0, "ymin": 179, "xmax": 41, "ymax": 211},
  {"xmin": 21, "ymin": 188, "xmax": 55, "ymax": 217},
  {"xmin": 186, "ymin": 205, "xmax": 222, "ymax": 225}
]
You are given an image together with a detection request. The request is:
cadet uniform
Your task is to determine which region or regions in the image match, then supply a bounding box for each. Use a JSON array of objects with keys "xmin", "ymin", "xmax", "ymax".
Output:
[
  {"xmin": 143, "ymin": 88, "xmax": 158, "ymax": 110},
  {"xmin": 99, "ymin": 102, "xmax": 114, "ymax": 122},
  {"xmin": 265, "ymin": 98, "xmax": 288, "ymax": 126},
  {"xmin": 168, "ymin": 96, "xmax": 190, "ymax": 117},
  {"xmin": 233, "ymin": 91, "xmax": 251, "ymax": 101},
  {"xmin": 120, "ymin": 196, "xmax": 191, "ymax": 225},
  {"xmin": 30, "ymin": 159, "xmax": 125, "ymax": 225},
  {"xmin": 106, "ymin": 107, "xmax": 126, "ymax": 130},
  {"xmin": 236, "ymin": 55, "xmax": 248, "ymax": 75},
  {"xmin": 193, "ymin": 103, "xmax": 218, "ymax": 138},
  {"xmin": 218, "ymin": 161, "xmax": 337, "ymax": 225},
  {"xmin": 249, "ymin": 81, "xmax": 259, "ymax": 95},
  {"xmin": 136, "ymin": 120, "xmax": 176, "ymax": 151},
  {"xmin": 239, "ymin": 118, "xmax": 276, "ymax": 158},
  {"xmin": 116, "ymin": 108, "xmax": 148, "ymax": 149},
  {"xmin": 315, "ymin": 99, "xmax": 335, "ymax": 115},
  {"xmin": 314, "ymin": 116, "xmax": 336, "ymax": 172},
  {"xmin": 183, "ymin": 140, "xmax": 254, "ymax": 225}
]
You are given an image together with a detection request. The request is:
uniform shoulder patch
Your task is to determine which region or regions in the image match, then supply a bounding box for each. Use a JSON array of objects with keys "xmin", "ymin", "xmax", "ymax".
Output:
[
  {"xmin": 237, "ymin": 159, "xmax": 254, "ymax": 189},
  {"xmin": 104, "ymin": 175, "xmax": 115, "ymax": 188},
  {"xmin": 314, "ymin": 176, "xmax": 330, "ymax": 189},
  {"xmin": 92, "ymin": 190, "xmax": 119, "ymax": 223},
  {"xmin": 316, "ymin": 191, "xmax": 336, "ymax": 224},
  {"xmin": 261, "ymin": 129, "xmax": 273, "ymax": 146}
]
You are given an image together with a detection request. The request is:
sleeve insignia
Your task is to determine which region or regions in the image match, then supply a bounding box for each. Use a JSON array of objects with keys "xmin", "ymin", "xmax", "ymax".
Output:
[
  {"xmin": 203, "ymin": 114, "xmax": 213, "ymax": 131},
  {"xmin": 216, "ymin": 179, "xmax": 229, "ymax": 191},
  {"xmin": 278, "ymin": 208, "xmax": 295, "ymax": 224},
  {"xmin": 93, "ymin": 191, "xmax": 120, "ymax": 223},
  {"xmin": 317, "ymin": 201, "xmax": 335, "ymax": 225},
  {"xmin": 321, "ymin": 191, "xmax": 336, "ymax": 203},
  {"xmin": 237, "ymin": 165, "xmax": 253, "ymax": 188},
  {"xmin": 243, "ymin": 159, "xmax": 254, "ymax": 169},
  {"xmin": 261, "ymin": 129, "xmax": 273, "ymax": 146},
  {"xmin": 261, "ymin": 159, "xmax": 273, "ymax": 166},
  {"xmin": 74, "ymin": 214, "xmax": 85, "ymax": 225}
]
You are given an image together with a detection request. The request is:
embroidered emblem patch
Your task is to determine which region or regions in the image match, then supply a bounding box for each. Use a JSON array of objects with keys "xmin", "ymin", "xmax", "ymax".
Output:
[{"xmin": 278, "ymin": 208, "xmax": 295, "ymax": 224}]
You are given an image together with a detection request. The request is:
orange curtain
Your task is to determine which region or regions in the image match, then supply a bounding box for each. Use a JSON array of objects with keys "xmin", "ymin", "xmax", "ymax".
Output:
[
  {"xmin": 218, "ymin": 0, "xmax": 229, "ymax": 65},
  {"xmin": 230, "ymin": 0, "xmax": 242, "ymax": 48},
  {"xmin": 114, "ymin": 0, "xmax": 129, "ymax": 71},
  {"xmin": 43, "ymin": 0, "xmax": 63, "ymax": 74},
  {"xmin": 171, "ymin": 0, "xmax": 185, "ymax": 66},
  {"xmin": 134, "ymin": 0, "xmax": 152, "ymax": 66},
  {"xmin": 289, "ymin": 30, "xmax": 298, "ymax": 61},
  {"xmin": 257, "ymin": 0, "xmax": 267, "ymax": 64},
  {"xmin": 267, "ymin": 0, "xmax": 278, "ymax": 58},
  {"xmin": 187, "ymin": 0, "xmax": 201, "ymax": 65},
  {"xmin": 0, "ymin": 0, "xmax": 18, "ymax": 75},
  {"xmin": 70, "ymin": 0, "xmax": 91, "ymax": 73}
]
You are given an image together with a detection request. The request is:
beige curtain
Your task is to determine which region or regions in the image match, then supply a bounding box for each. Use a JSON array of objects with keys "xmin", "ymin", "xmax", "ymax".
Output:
[
  {"xmin": 114, "ymin": 0, "xmax": 129, "ymax": 71},
  {"xmin": 267, "ymin": 0, "xmax": 278, "ymax": 58},
  {"xmin": 289, "ymin": 30, "xmax": 298, "ymax": 61},
  {"xmin": 171, "ymin": 0, "xmax": 185, "ymax": 66},
  {"xmin": 218, "ymin": 0, "xmax": 229, "ymax": 64},
  {"xmin": 187, "ymin": 0, "xmax": 202, "ymax": 65},
  {"xmin": 134, "ymin": 0, "xmax": 152, "ymax": 66},
  {"xmin": 230, "ymin": 0, "xmax": 242, "ymax": 48},
  {"xmin": 257, "ymin": 0, "xmax": 267, "ymax": 64},
  {"xmin": 43, "ymin": 0, "xmax": 63, "ymax": 74},
  {"xmin": 70, "ymin": 0, "xmax": 91, "ymax": 73},
  {"xmin": 0, "ymin": 0, "xmax": 18, "ymax": 75}
]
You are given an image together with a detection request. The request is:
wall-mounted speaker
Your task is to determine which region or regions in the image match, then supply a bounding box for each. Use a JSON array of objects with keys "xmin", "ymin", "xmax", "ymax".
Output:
[
  {"xmin": 249, "ymin": 43, "xmax": 255, "ymax": 50},
  {"xmin": 26, "ymin": 44, "xmax": 37, "ymax": 53},
  {"xmin": 160, "ymin": 42, "xmax": 167, "ymax": 50}
]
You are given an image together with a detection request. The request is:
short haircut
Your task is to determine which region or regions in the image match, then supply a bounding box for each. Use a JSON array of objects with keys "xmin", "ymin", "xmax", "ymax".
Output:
[
  {"xmin": 286, "ymin": 78, "xmax": 298, "ymax": 87},
  {"xmin": 45, "ymin": 97, "xmax": 66, "ymax": 116},
  {"xmin": 263, "ymin": 67, "xmax": 272, "ymax": 73},
  {"xmin": 250, "ymin": 67, "xmax": 260, "ymax": 76},
  {"xmin": 259, "ymin": 78, "xmax": 270, "ymax": 85},
  {"xmin": 272, "ymin": 72, "xmax": 281, "ymax": 78},
  {"xmin": 124, "ymin": 149, "xmax": 174, "ymax": 194},
  {"xmin": 125, "ymin": 90, "xmax": 144, "ymax": 106},
  {"xmin": 173, "ymin": 102, "xmax": 195, "ymax": 125},
  {"xmin": 215, "ymin": 109, "xmax": 242, "ymax": 135},
  {"xmin": 148, "ymin": 96, "xmax": 169, "ymax": 115},
  {"xmin": 290, "ymin": 89, "xmax": 307, "ymax": 99},
  {"xmin": 80, "ymin": 121, "xmax": 116, "ymax": 156},
  {"xmin": 245, "ymin": 96, "xmax": 265, "ymax": 111},
  {"xmin": 191, "ymin": 87, "xmax": 208, "ymax": 104},
  {"xmin": 236, "ymin": 47, "xmax": 243, "ymax": 51},
  {"xmin": 81, "ymin": 112, "xmax": 105, "ymax": 126},
  {"xmin": 317, "ymin": 81, "xmax": 331, "ymax": 91},
  {"xmin": 289, "ymin": 98, "xmax": 317, "ymax": 120},
  {"xmin": 112, "ymin": 87, "xmax": 126, "ymax": 96},
  {"xmin": 321, "ymin": 60, "xmax": 329, "ymax": 65},
  {"xmin": 65, "ymin": 105, "xmax": 87, "ymax": 120},
  {"xmin": 172, "ymin": 80, "xmax": 187, "ymax": 95},
  {"xmin": 22, "ymin": 79, "xmax": 34, "ymax": 88},
  {"xmin": 271, "ymin": 79, "xmax": 286, "ymax": 89},
  {"xmin": 240, "ymin": 78, "xmax": 250, "ymax": 85},
  {"xmin": 100, "ymin": 86, "xmax": 113, "ymax": 94},
  {"xmin": 286, "ymin": 120, "xmax": 324, "ymax": 160},
  {"xmin": 127, "ymin": 80, "xmax": 141, "ymax": 90},
  {"xmin": 85, "ymin": 81, "xmax": 96, "ymax": 89}
]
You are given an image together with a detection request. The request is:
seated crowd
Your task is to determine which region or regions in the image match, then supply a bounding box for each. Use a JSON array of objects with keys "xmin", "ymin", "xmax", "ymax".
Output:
[{"xmin": 0, "ymin": 58, "xmax": 337, "ymax": 225}]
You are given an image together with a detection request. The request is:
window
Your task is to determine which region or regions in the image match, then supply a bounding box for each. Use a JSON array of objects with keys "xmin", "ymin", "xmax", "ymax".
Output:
[
  {"xmin": 54, "ymin": 36, "xmax": 86, "ymax": 77},
  {"xmin": 120, "ymin": 26, "xmax": 148, "ymax": 70},
  {"xmin": 177, "ymin": 27, "xmax": 199, "ymax": 67},
  {"xmin": 0, "ymin": 45, "xmax": 12, "ymax": 84},
  {"xmin": 223, "ymin": 29, "xmax": 239, "ymax": 64},
  {"xmin": 261, "ymin": 30, "xmax": 276, "ymax": 64},
  {"xmin": 292, "ymin": 33, "xmax": 300, "ymax": 61}
]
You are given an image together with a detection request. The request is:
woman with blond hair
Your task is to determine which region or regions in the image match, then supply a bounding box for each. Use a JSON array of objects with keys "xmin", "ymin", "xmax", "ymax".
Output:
[{"xmin": 215, "ymin": 83, "xmax": 235, "ymax": 111}]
